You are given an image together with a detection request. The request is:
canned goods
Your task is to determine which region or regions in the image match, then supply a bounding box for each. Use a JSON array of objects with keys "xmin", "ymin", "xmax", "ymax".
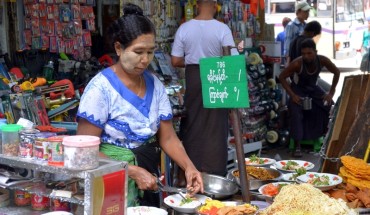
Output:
[
  {"xmin": 14, "ymin": 190, "xmax": 31, "ymax": 206},
  {"xmin": 48, "ymin": 136, "xmax": 68, "ymax": 167},
  {"xmin": 50, "ymin": 199, "xmax": 71, "ymax": 212},
  {"xmin": 33, "ymin": 132, "xmax": 56, "ymax": 161},
  {"xmin": 31, "ymin": 194, "xmax": 49, "ymax": 210},
  {"xmin": 19, "ymin": 129, "xmax": 39, "ymax": 158}
]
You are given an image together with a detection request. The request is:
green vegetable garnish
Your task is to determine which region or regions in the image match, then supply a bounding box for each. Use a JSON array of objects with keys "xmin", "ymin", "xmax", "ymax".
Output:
[
  {"xmin": 179, "ymin": 197, "xmax": 193, "ymax": 206},
  {"xmin": 289, "ymin": 167, "xmax": 307, "ymax": 180},
  {"xmin": 282, "ymin": 160, "xmax": 299, "ymax": 170},
  {"xmin": 249, "ymin": 154, "xmax": 264, "ymax": 164}
]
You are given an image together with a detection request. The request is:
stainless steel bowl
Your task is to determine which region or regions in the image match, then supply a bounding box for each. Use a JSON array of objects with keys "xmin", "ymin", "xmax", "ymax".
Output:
[
  {"xmin": 228, "ymin": 167, "xmax": 282, "ymax": 190},
  {"xmin": 201, "ymin": 173, "xmax": 239, "ymax": 200}
]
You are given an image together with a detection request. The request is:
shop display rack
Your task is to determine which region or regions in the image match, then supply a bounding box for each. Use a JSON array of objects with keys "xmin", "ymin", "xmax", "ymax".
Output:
[{"xmin": 0, "ymin": 155, "xmax": 127, "ymax": 215}]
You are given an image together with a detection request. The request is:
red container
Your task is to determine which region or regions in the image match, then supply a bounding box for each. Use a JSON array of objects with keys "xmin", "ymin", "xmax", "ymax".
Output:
[
  {"xmin": 31, "ymin": 194, "xmax": 49, "ymax": 211},
  {"xmin": 14, "ymin": 190, "xmax": 31, "ymax": 206},
  {"xmin": 50, "ymin": 199, "xmax": 71, "ymax": 212}
]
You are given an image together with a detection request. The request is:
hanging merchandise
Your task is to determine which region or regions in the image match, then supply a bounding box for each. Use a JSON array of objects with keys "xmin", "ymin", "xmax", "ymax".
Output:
[
  {"xmin": 21, "ymin": 0, "xmax": 96, "ymax": 59},
  {"xmin": 185, "ymin": 0, "xmax": 194, "ymax": 21}
]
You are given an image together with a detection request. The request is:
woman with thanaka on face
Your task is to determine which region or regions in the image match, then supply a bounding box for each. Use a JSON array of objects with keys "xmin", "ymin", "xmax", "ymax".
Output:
[{"xmin": 76, "ymin": 3, "xmax": 203, "ymax": 207}]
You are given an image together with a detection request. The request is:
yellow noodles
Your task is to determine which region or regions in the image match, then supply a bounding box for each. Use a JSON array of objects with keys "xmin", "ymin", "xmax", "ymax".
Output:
[{"xmin": 260, "ymin": 184, "xmax": 357, "ymax": 215}]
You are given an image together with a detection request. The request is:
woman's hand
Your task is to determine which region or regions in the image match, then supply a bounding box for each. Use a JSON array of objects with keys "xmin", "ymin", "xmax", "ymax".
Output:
[
  {"xmin": 129, "ymin": 166, "xmax": 158, "ymax": 191},
  {"xmin": 184, "ymin": 167, "xmax": 204, "ymax": 196}
]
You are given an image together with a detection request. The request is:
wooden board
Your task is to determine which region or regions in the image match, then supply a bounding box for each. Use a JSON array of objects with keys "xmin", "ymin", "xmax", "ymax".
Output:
[
  {"xmin": 338, "ymin": 76, "xmax": 370, "ymax": 166},
  {"xmin": 322, "ymin": 75, "xmax": 370, "ymax": 173},
  {"xmin": 321, "ymin": 76, "xmax": 353, "ymax": 173}
]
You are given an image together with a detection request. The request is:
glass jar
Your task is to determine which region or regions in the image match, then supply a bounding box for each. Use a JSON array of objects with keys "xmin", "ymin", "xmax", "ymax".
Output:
[{"xmin": 2, "ymin": 124, "xmax": 22, "ymax": 156}]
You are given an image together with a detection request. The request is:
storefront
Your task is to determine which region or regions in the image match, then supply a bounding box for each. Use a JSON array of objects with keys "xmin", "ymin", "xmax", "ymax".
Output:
[{"xmin": 0, "ymin": 0, "xmax": 368, "ymax": 214}]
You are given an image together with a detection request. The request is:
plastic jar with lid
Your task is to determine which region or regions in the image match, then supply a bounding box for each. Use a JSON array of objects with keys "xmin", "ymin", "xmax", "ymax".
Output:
[
  {"xmin": 62, "ymin": 135, "xmax": 100, "ymax": 170},
  {"xmin": 2, "ymin": 124, "xmax": 23, "ymax": 156},
  {"xmin": 0, "ymin": 120, "xmax": 8, "ymax": 154}
]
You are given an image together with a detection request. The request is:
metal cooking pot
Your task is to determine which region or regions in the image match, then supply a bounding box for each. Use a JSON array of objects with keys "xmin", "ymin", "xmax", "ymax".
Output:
[
  {"xmin": 228, "ymin": 167, "xmax": 282, "ymax": 190},
  {"xmin": 201, "ymin": 173, "xmax": 239, "ymax": 200}
]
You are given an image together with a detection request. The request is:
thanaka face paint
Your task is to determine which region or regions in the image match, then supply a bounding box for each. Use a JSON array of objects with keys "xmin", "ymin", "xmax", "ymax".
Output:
[{"xmin": 116, "ymin": 34, "xmax": 155, "ymax": 75}]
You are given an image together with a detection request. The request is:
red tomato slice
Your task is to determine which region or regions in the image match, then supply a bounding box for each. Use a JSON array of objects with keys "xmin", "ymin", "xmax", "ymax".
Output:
[
  {"xmin": 309, "ymin": 174, "xmax": 314, "ymax": 178},
  {"xmin": 170, "ymin": 199, "xmax": 174, "ymax": 204},
  {"xmin": 333, "ymin": 176, "xmax": 338, "ymax": 180},
  {"xmin": 304, "ymin": 162, "xmax": 309, "ymax": 167},
  {"xmin": 280, "ymin": 161, "xmax": 286, "ymax": 165},
  {"xmin": 263, "ymin": 159, "xmax": 269, "ymax": 163}
]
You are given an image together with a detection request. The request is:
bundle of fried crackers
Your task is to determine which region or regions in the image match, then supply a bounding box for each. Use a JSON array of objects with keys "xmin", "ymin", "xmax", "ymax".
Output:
[
  {"xmin": 339, "ymin": 156, "xmax": 370, "ymax": 189},
  {"xmin": 331, "ymin": 155, "xmax": 370, "ymax": 208}
]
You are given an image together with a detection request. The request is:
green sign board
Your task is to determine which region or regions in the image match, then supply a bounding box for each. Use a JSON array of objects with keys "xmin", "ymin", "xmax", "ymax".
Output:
[{"xmin": 199, "ymin": 55, "xmax": 249, "ymax": 108}]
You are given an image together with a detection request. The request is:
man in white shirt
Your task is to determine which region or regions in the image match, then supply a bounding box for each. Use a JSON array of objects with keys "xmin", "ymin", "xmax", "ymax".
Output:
[
  {"xmin": 284, "ymin": 0, "xmax": 311, "ymax": 65},
  {"xmin": 171, "ymin": 0, "xmax": 237, "ymax": 182}
]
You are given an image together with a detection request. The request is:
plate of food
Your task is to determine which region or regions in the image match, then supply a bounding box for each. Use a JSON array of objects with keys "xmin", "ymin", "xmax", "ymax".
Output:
[
  {"xmin": 274, "ymin": 160, "xmax": 314, "ymax": 172},
  {"xmin": 197, "ymin": 199, "xmax": 258, "ymax": 215},
  {"xmin": 296, "ymin": 173, "xmax": 342, "ymax": 191},
  {"xmin": 164, "ymin": 193, "xmax": 208, "ymax": 213},
  {"xmin": 127, "ymin": 206, "xmax": 168, "ymax": 215},
  {"xmin": 281, "ymin": 168, "xmax": 309, "ymax": 182},
  {"xmin": 258, "ymin": 182, "xmax": 291, "ymax": 197},
  {"xmin": 245, "ymin": 154, "xmax": 276, "ymax": 167}
]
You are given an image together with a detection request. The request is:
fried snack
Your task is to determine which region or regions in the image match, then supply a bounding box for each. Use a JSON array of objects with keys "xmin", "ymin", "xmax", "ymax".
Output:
[
  {"xmin": 328, "ymin": 189, "xmax": 348, "ymax": 202},
  {"xmin": 363, "ymin": 188, "xmax": 370, "ymax": 196},
  {"xmin": 345, "ymin": 183, "xmax": 358, "ymax": 194},
  {"xmin": 357, "ymin": 190, "xmax": 370, "ymax": 208},
  {"xmin": 339, "ymin": 167, "xmax": 370, "ymax": 189},
  {"xmin": 341, "ymin": 156, "xmax": 370, "ymax": 180},
  {"xmin": 216, "ymin": 204, "xmax": 257, "ymax": 215},
  {"xmin": 347, "ymin": 199, "xmax": 360, "ymax": 209},
  {"xmin": 345, "ymin": 193, "xmax": 357, "ymax": 202}
]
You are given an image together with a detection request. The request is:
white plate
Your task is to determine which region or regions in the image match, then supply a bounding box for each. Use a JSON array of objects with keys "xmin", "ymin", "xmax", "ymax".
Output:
[
  {"xmin": 251, "ymin": 200, "xmax": 271, "ymax": 211},
  {"xmin": 42, "ymin": 212, "xmax": 73, "ymax": 215},
  {"xmin": 281, "ymin": 171, "xmax": 316, "ymax": 182},
  {"xmin": 245, "ymin": 157, "xmax": 276, "ymax": 167},
  {"xmin": 274, "ymin": 160, "xmax": 314, "ymax": 172},
  {"xmin": 296, "ymin": 173, "xmax": 342, "ymax": 191},
  {"xmin": 281, "ymin": 173, "xmax": 296, "ymax": 182},
  {"xmin": 127, "ymin": 206, "xmax": 167, "ymax": 215},
  {"xmin": 258, "ymin": 182, "xmax": 291, "ymax": 197},
  {"xmin": 164, "ymin": 194, "xmax": 209, "ymax": 213}
]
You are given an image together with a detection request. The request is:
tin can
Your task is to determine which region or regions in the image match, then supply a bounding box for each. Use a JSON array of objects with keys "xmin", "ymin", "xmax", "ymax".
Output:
[
  {"xmin": 33, "ymin": 132, "xmax": 56, "ymax": 161},
  {"xmin": 19, "ymin": 128, "xmax": 39, "ymax": 158},
  {"xmin": 31, "ymin": 194, "xmax": 49, "ymax": 210},
  {"xmin": 48, "ymin": 136, "xmax": 68, "ymax": 167},
  {"xmin": 14, "ymin": 190, "xmax": 31, "ymax": 206},
  {"xmin": 50, "ymin": 198, "xmax": 71, "ymax": 212}
]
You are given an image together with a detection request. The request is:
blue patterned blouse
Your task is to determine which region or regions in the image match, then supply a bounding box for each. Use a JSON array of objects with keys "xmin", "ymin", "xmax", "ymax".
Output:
[{"xmin": 77, "ymin": 67, "xmax": 173, "ymax": 149}]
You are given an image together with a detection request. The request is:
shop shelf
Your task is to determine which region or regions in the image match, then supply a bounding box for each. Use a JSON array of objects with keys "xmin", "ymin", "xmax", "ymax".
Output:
[{"xmin": 0, "ymin": 155, "xmax": 127, "ymax": 214}]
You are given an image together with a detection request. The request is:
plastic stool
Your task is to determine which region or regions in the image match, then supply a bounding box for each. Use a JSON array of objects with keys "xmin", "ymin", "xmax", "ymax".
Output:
[{"xmin": 289, "ymin": 137, "xmax": 323, "ymax": 152}]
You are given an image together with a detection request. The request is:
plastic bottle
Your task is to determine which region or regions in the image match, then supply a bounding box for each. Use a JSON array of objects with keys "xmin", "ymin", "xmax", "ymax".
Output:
[
  {"xmin": 185, "ymin": 1, "xmax": 194, "ymax": 21},
  {"xmin": 0, "ymin": 118, "xmax": 7, "ymax": 153},
  {"xmin": 42, "ymin": 61, "xmax": 54, "ymax": 82}
]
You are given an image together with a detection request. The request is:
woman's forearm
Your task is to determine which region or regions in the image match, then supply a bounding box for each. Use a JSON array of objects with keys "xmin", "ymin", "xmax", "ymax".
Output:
[{"xmin": 160, "ymin": 136, "xmax": 195, "ymax": 171}]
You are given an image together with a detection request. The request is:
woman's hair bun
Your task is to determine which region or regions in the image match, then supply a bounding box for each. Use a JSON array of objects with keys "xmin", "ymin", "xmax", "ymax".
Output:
[{"xmin": 123, "ymin": 3, "xmax": 144, "ymax": 16}]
